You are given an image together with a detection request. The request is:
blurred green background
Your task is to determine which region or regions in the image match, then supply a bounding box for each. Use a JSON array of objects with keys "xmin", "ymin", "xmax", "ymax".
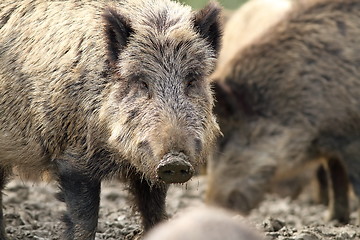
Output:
[{"xmin": 179, "ymin": 0, "xmax": 247, "ymax": 9}]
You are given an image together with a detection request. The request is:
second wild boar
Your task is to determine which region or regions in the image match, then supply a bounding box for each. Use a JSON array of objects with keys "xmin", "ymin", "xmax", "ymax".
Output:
[{"xmin": 207, "ymin": 0, "xmax": 360, "ymax": 224}]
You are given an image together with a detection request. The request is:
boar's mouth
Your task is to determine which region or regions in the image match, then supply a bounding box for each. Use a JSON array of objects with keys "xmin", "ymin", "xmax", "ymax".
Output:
[{"xmin": 156, "ymin": 152, "xmax": 194, "ymax": 184}]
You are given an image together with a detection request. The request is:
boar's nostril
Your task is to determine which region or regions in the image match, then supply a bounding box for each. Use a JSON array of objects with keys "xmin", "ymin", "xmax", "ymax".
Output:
[
  {"xmin": 157, "ymin": 153, "xmax": 194, "ymax": 184},
  {"xmin": 164, "ymin": 170, "xmax": 175, "ymax": 175}
]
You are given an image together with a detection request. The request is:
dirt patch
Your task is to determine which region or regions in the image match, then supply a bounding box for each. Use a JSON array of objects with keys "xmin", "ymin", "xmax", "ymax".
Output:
[{"xmin": 3, "ymin": 176, "xmax": 359, "ymax": 239}]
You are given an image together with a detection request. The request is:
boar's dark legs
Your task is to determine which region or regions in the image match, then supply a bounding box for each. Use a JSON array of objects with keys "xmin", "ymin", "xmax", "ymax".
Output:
[
  {"xmin": 325, "ymin": 157, "xmax": 350, "ymax": 224},
  {"xmin": 128, "ymin": 171, "xmax": 168, "ymax": 231},
  {"xmin": 348, "ymin": 172, "xmax": 360, "ymax": 225},
  {"xmin": 0, "ymin": 167, "xmax": 8, "ymax": 240},
  {"xmin": 342, "ymin": 140, "xmax": 360, "ymax": 225},
  {"xmin": 350, "ymin": 175, "xmax": 360, "ymax": 225},
  {"xmin": 55, "ymin": 158, "xmax": 101, "ymax": 240},
  {"xmin": 315, "ymin": 165, "xmax": 329, "ymax": 205}
]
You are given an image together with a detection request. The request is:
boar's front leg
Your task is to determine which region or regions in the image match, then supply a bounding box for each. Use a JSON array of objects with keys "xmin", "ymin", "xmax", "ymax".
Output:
[
  {"xmin": 128, "ymin": 171, "xmax": 169, "ymax": 231},
  {"xmin": 55, "ymin": 155, "xmax": 101, "ymax": 240},
  {"xmin": 315, "ymin": 165, "xmax": 329, "ymax": 205}
]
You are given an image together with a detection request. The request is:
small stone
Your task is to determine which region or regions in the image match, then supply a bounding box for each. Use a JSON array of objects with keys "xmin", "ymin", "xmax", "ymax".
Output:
[
  {"xmin": 294, "ymin": 232, "xmax": 319, "ymax": 240},
  {"xmin": 265, "ymin": 232, "xmax": 281, "ymax": 238},
  {"xmin": 262, "ymin": 217, "xmax": 286, "ymax": 232}
]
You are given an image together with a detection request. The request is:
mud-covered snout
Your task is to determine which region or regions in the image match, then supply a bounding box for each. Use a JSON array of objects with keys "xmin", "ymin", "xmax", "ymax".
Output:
[{"xmin": 157, "ymin": 152, "xmax": 194, "ymax": 184}]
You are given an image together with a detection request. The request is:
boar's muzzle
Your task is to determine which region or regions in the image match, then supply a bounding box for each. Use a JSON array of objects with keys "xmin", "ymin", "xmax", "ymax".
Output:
[{"xmin": 157, "ymin": 152, "xmax": 194, "ymax": 184}]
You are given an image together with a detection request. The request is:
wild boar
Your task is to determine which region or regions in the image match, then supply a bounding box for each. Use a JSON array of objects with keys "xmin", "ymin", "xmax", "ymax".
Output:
[
  {"xmin": 207, "ymin": 0, "xmax": 360, "ymax": 224},
  {"xmin": 0, "ymin": 0, "xmax": 222, "ymax": 239},
  {"xmin": 210, "ymin": 0, "xmax": 314, "ymax": 201}
]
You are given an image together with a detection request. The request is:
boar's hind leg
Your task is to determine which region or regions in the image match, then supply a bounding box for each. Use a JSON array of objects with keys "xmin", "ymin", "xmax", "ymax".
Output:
[
  {"xmin": 55, "ymin": 159, "xmax": 100, "ymax": 240},
  {"xmin": 351, "ymin": 176, "xmax": 360, "ymax": 225},
  {"xmin": 342, "ymin": 141, "xmax": 360, "ymax": 225},
  {"xmin": 315, "ymin": 165, "xmax": 329, "ymax": 205},
  {"xmin": 128, "ymin": 172, "xmax": 168, "ymax": 231},
  {"xmin": 325, "ymin": 157, "xmax": 350, "ymax": 224},
  {"xmin": 0, "ymin": 167, "xmax": 9, "ymax": 240}
]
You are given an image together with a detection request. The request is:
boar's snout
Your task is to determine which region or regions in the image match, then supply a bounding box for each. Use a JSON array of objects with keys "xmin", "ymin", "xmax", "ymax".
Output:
[{"xmin": 157, "ymin": 152, "xmax": 194, "ymax": 184}]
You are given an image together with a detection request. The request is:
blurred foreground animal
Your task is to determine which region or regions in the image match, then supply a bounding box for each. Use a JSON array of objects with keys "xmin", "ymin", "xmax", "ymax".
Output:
[{"xmin": 143, "ymin": 206, "xmax": 264, "ymax": 240}]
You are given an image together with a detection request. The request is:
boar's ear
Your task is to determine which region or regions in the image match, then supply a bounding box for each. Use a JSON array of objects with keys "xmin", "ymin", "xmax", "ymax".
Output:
[
  {"xmin": 193, "ymin": 1, "xmax": 222, "ymax": 54},
  {"xmin": 212, "ymin": 81, "xmax": 237, "ymax": 117},
  {"xmin": 103, "ymin": 8, "xmax": 134, "ymax": 65},
  {"xmin": 213, "ymin": 80, "xmax": 254, "ymax": 116}
]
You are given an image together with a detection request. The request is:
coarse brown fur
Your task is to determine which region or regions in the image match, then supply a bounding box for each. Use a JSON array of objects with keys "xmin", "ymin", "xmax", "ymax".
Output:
[
  {"xmin": 143, "ymin": 206, "xmax": 265, "ymax": 240},
  {"xmin": 0, "ymin": 0, "xmax": 222, "ymax": 239},
  {"xmin": 207, "ymin": 0, "xmax": 360, "ymax": 224},
  {"xmin": 212, "ymin": 0, "xmax": 293, "ymax": 81}
]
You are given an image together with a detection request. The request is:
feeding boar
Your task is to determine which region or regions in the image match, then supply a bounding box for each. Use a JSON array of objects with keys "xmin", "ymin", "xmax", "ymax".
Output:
[
  {"xmin": 0, "ymin": 0, "xmax": 221, "ymax": 239},
  {"xmin": 207, "ymin": 0, "xmax": 360, "ymax": 224},
  {"xmin": 211, "ymin": 0, "xmax": 314, "ymax": 200},
  {"xmin": 143, "ymin": 206, "xmax": 264, "ymax": 240}
]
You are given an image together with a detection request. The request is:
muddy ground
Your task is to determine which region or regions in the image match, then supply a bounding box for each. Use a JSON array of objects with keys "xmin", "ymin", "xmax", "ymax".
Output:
[{"xmin": 3, "ymin": 175, "xmax": 359, "ymax": 240}]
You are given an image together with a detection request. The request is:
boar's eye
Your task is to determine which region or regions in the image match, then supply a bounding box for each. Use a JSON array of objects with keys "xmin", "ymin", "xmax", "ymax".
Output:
[
  {"xmin": 187, "ymin": 79, "xmax": 196, "ymax": 88},
  {"xmin": 185, "ymin": 75, "xmax": 198, "ymax": 90},
  {"xmin": 131, "ymin": 74, "xmax": 151, "ymax": 97},
  {"xmin": 139, "ymin": 80, "xmax": 149, "ymax": 91},
  {"xmin": 137, "ymin": 80, "xmax": 151, "ymax": 99}
]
